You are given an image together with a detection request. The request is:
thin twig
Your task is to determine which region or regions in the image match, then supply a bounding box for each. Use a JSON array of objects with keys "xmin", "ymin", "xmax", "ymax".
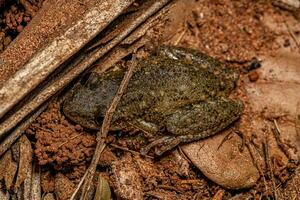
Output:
[
  {"xmin": 272, "ymin": 119, "xmax": 292, "ymax": 160},
  {"xmin": 275, "ymin": 172, "xmax": 295, "ymax": 190},
  {"xmin": 58, "ymin": 133, "xmax": 83, "ymax": 148},
  {"xmin": 127, "ymin": 121, "xmax": 153, "ymax": 138},
  {"xmin": 284, "ymin": 22, "xmax": 300, "ymax": 50},
  {"xmin": 212, "ymin": 189, "xmax": 225, "ymax": 200},
  {"xmin": 173, "ymin": 28, "xmax": 187, "ymax": 46},
  {"xmin": 69, "ymin": 169, "xmax": 89, "ymax": 200},
  {"xmin": 109, "ymin": 143, "xmax": 154, "ymax": 159},
  {"xmin": 217, "ymin": 131, "xmax": 233, "ymax": 150},
  {"xmin": 263, "ymin": 134, "xmax": 278, "ymax": 200},
  {"xmin": 235, "ymin": 131, "xmax": 268, "ymax": 192},
  {"xmin": 235, "ymin": 131, "xmax": 264, "ymax": 175},
  {"xmin": 178, "ymin": 179, "xmax": 201, "ymax": 184},
  {"xmin": 178, "ymin": 146, "xmax": 193, "ymax": 165},
  {"xmin": 31, "ymin": 124, "xmax": 55, "ymax": 134},
  {"xmin": 157, "ymin": 185, "xmax": 180, "ymax": 192},
  {"xmin": 79, "ymin": 59, "xmax": 137, "ymax": 200}
]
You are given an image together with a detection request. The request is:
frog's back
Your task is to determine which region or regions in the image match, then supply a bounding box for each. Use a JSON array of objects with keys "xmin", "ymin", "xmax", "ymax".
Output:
[{"xmin": 115, "ymin": 56, "xmax": 228, "ymax": 119}]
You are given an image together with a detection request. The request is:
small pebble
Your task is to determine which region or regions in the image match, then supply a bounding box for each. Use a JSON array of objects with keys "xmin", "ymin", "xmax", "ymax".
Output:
[
  {"xmin": 23, "ymin": 16, "xmax": 31, "ymax": 23},
  {"xmin": 16, "ymin": 25, "xmax": 23, "ymax": 33},
  {"xmin": 283, "ymin": 39, "xmax": 290, "ymax": 47},
  {"xmin": 248, "ymin": 71, "xmax": 259, "ymax": 82}
]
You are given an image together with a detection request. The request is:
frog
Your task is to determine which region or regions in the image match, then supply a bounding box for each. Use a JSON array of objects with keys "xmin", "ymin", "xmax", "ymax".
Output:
[{"xmin": 62, "ymin": 46, "xmax": 244, "ymax": 155}]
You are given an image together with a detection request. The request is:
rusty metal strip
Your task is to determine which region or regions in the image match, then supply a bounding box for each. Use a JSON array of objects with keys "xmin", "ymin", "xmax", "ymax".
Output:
[
  {"xmin": 0, "ymin": 0, "xmax": 134, "ymax": 119},
  {"xmin": 0, "ymin": 0, "xmax": 172, "ymax": 140}
]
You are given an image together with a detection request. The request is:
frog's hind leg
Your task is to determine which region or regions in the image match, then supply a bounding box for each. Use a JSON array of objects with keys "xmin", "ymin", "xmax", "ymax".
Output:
[
  {"xmin": 165, "ymin": 100, "xmax": 244, "ymax": 141},
  {"xmin": 140, "ymin": 136, "xmax": 181, "ymax": 156},
  {"xmin": 141, "ymin": 100, "xmax": 243, "ymax": 156}
]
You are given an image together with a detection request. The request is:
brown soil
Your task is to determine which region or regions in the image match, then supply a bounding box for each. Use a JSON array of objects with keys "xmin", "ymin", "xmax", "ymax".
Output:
[
  {"xmin": 30, "ymin": 0, "xmax": 300, "ymax": 199},
  {"xmin": 175, "ymin": 0, "xmax": 278, "ymax": 63},
  {"xmin": 26, "ymin": 102, "xmax": 96, "ymax": 180},
  {"xmin": 1, "ymin": 0, "xmax": 300, "ymax": 199},
  {"xmin": 0, "ymin": 0, "xmax": 43, "ymax": 52}
]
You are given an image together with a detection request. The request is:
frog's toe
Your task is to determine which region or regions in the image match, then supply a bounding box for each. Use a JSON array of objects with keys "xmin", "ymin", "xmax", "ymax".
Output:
[{"xmin": 140, "ymin": 136, "xmax": 180, "ymax": 156}]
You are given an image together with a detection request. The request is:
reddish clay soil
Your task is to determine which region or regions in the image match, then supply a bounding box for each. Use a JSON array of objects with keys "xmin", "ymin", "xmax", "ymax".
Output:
[
  {"xmin": 29, "ymin": 0, "xmax": 300, "ymax": 199},
  {"xmin": 177, "ymin": 0, "xmax": 278, "ymax": 62},
  {"xmin": 26, "ymin": 102, "xmax": 96, "ymax": 180},
  {"xmin": 1, "ymin": 0, "xmax": 300, "ymax": 199},
  {"xmin": 0, "ymin": 0, "xmax": 44, "ymax": 52}
]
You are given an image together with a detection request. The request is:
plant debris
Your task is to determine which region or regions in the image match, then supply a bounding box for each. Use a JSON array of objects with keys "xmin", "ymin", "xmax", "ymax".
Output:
[{"xmin": 0, "ymin": 0, "xmax": 300, "ymax": 199}]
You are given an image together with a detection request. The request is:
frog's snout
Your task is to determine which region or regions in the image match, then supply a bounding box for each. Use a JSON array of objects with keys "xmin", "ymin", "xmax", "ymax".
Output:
[{"xmin": 62, "ymin": 90, "xmax": 100, "ymax": 130}]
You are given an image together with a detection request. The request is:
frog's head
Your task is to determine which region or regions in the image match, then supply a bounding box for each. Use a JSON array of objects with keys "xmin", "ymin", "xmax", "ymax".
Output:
[{"xmin": 62, "ymin": 71, "xmax": 123, "ymax": 130}]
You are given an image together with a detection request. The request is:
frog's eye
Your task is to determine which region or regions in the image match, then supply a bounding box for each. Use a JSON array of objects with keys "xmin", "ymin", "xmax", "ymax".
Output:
[
  {"xmin": 80, "ymin": 72, "xmax": 92, "ymax": 86},
  {"xmin": 87, "ymin": 73, "xmax": 101, "ymax": 89}
]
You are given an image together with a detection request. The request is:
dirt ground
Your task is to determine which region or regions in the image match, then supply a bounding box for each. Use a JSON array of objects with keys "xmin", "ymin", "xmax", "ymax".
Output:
[
  {"xmin": 1, "ymin": 0, "xmax": 300, "ymax": 199},
  {"xmin": 0, "ymin": 0, "xmax": 44, "ymax": 52}
]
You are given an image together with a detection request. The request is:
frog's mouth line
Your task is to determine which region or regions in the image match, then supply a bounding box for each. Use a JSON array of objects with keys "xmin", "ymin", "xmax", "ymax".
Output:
[{"xmin": 62, "ymin": 102, "xmax": 100, "ymax": 130}]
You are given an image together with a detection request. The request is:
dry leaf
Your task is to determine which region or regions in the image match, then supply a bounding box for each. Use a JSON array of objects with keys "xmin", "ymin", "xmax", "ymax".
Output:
[
  {"xmin": 111, "ymin": 154, "xmax": 143, "ymax": 200},
  {"xmin": 43, "ymin": 193, "xmax": 56, "ymax": 200},
  {"xmin": 94, "ymin": 175, "xmax": 111, "ymax": 200}
]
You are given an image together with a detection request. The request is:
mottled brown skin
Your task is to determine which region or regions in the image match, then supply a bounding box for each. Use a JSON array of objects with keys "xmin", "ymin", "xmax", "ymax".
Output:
[{"xmin": 63, "ymin": 46, "xmax": 244, "ymax": 155}]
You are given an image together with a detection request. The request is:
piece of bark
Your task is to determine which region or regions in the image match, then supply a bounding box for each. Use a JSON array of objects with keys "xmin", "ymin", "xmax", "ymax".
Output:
[
  {"xmin": 11, "ymin": 141, "xmax": 20, "ymax": 163},
  {"xmin": 0, "ymin": 0, "xmax": 134, "ymax": 136},
  {"xmin": 0, "ymin": 150, "xmax": 12, "ymax": 181},
  {"xmin": 0, "ymin": 189, "xmax": 10, "ymax": 200},
  {"xmin": 31, "ymin": 164, "xmax": 41, "ymax": 200},
  {"xmin": 4, "ymin": 155, "xmax": 18, "ymax": 190},
  {"xmin": 23, "ymin": 159, "xmax": 32, "ymax": 200},
  {"xmin": 14, "ymin": 135, "xmax": 33, "ymax": 192}
]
